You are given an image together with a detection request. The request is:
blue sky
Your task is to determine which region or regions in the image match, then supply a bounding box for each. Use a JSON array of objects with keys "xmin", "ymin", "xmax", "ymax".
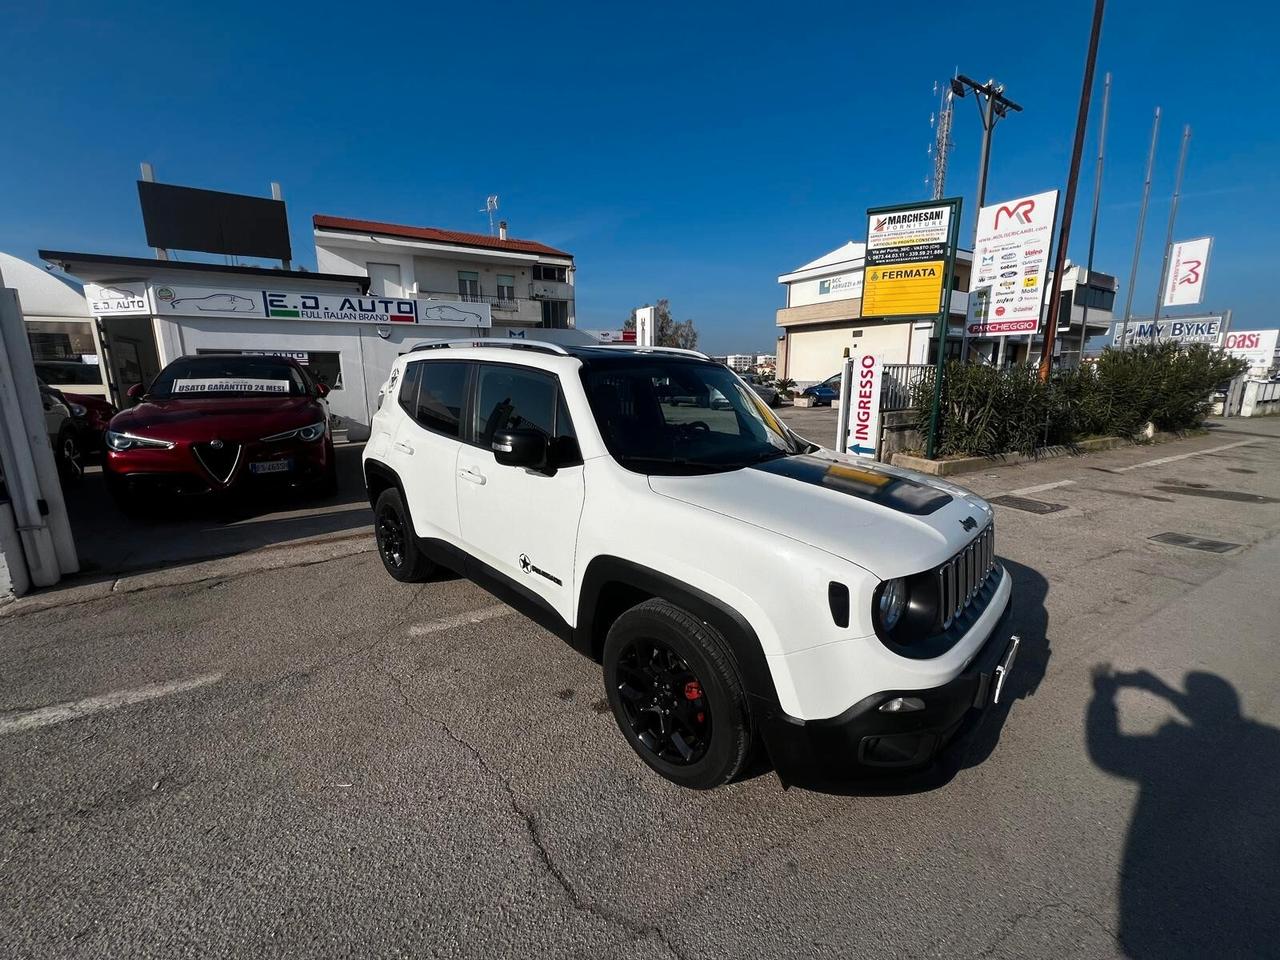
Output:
[{"xmin": 3, "ymin": 0, "xmax": 1276, "ymax": 353}]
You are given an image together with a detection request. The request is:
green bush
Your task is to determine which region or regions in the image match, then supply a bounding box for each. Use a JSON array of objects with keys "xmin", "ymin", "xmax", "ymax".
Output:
[{"xmin": 915, "ymin": 343, "xmax": 1246, "ymax": 458}]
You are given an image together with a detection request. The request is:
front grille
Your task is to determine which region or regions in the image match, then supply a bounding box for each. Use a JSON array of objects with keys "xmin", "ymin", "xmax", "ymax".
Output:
[
  {"xmin": 937, "ymin": 523, "xmax": 996, "ymax": 631},
  {"xmin": 192, "ymin": 442, "xmax": 242, "ymax": 484}
]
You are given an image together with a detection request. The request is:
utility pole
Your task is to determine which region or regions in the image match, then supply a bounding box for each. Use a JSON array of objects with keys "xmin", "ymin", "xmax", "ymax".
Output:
[
  {"xmin": 1039, "ymin": 0, "xmax": 1106, "ymax": 381},
  {"xmin": 1073, "ymin": 71, "xmax": 1111, "ymax": 366},
  {"xmin": 949, "ymin": 74, "xmax": 1023, "ymax": 362},
  {"xmin": 1116, "ymin": 108, "xmax": 1161, "ymax": 351},
  {"xmin": 1150, "ymin": 125, "xmax": 1193, "ymax": 340}
]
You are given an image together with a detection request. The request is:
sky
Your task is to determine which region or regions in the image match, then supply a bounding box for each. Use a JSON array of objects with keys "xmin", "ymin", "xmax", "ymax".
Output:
[{"xmin": 2, "ymin": 0, "xmax": 1277, "ymax": 354}]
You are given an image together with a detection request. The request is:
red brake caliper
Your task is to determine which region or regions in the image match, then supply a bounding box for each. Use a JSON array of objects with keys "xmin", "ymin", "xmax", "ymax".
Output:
[{"xmin": 684, "ymin": 681, "xmax": 705, "ymax": 724}]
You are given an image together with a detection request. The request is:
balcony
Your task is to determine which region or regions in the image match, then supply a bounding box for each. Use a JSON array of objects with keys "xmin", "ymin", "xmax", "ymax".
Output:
[{"xmin": 422, "ymin": 290, "xmax": 525, "ymax": 313}]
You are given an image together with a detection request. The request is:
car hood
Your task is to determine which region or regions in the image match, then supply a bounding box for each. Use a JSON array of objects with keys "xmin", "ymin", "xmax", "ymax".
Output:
[
  {"xmin": 647, "ymin": 450, "xmax": 993, "ymax": 579},
  {"xmin": 109, "ymin": 396, "xmax": 322, "ymax": 443}
]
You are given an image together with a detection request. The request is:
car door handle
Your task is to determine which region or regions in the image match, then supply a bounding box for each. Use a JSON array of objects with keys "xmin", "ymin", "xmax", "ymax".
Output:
[
  {"xmin": 393, "ymin": 440, "xmax": 414, "ymax": 455},
  {"xmin": 457, "ymin": 467, "xmax": 487, "ymax": 485}
]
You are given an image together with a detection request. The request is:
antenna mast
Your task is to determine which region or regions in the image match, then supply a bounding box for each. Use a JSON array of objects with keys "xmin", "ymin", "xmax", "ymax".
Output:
[
  {"xmin": 481, "ymin": 195, "xmax": 499, "ymax": 235},
  {"xmin": 930, "ymin": 80, "xmax": 955, "ymax": 200}
]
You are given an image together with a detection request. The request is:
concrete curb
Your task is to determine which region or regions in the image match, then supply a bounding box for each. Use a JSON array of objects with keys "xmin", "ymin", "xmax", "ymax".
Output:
[{"xmin": 890, "ymin": 430, "xmax": 1193, "ymax": 477}]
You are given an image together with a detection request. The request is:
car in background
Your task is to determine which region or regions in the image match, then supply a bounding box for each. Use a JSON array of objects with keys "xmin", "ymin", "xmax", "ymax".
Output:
[
  {"xmin": 103, "ymin": 354, "xmax": 336, "ymax": 512},
  {"xmin": 38, "ymin": 380, "xmax": 83, "ymax": 481},
  {"xmin": 60, "ymin": 391, "xmax": 115, "ymax": 462},
  {"xmin": 800, "ymin": 374, "xmax": 841, "ymax": 405},
  {"xmin": 741, "ymin": 373, "xmax": 781, "ymax": 407}
]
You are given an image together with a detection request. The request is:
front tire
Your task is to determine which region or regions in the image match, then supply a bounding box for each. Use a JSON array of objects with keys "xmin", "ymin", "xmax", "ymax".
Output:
[
  {"xmin": 374, "ymin": 487, "xmax": 434, "ymax": 582},
  {"xmin": 603, "ymin": 599, "xmax": 752, "ymax": 789},
  {"xmin": 55, "ymin": 427, "xmax": 83, "ymax": 483}
]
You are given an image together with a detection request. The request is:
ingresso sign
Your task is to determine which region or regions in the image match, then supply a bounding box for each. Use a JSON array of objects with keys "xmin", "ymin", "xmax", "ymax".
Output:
[{"xmin": 1111, "ymin": 315, "xmax": 1225, "ymax": 348}]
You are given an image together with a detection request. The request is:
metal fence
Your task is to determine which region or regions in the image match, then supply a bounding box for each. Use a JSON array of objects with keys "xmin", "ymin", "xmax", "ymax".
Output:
[{"xmin": 881, "ymin": 363, "xmax": 933, "ymax": 411}]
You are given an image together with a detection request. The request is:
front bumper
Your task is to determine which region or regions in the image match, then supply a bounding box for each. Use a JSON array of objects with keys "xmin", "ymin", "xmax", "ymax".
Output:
[
  {"xmin": 758, "ymin": 570, "xmax": 1015, "ymax": 790},
  {"xmin": 105, "ymin": 438, "xmax": 332, "ymax": 497}
]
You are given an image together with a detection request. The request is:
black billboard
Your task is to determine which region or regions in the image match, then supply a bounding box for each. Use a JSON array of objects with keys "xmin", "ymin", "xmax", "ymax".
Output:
[{"xmin": 137, "ymin": 181, "xmax": 292, "ymax": 261}]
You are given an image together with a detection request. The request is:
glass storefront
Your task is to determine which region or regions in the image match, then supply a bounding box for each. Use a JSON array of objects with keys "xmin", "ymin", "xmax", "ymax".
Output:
[
  {"xmin": 196, "ymin": 349, "xmax": 343, "ymax": 390},
  {"xmin": 26, "ymin": 320, "xmax": 104, "ymax": 385}
]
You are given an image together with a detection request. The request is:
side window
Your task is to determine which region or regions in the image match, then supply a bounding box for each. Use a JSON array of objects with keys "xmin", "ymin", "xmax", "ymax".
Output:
[
  {"xmin": 415, "ymin": 361, "xmax": 469, "ymax": 438},
  {"xmin": 397, "ymin": 361, "xmax": 421, "ymax": 417},
  {"xmin": 474, "ymin": 365, "xmax": 557, "ymax": 448},
  {"xmin": 554, "ymin": 391, "xmax": 581, "ymax": 466}
]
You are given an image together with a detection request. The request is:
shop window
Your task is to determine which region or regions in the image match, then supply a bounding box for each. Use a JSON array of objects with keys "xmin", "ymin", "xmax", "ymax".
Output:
[
  {"xmin": 458, "ymin": 271, "xmax": 480, "ymax": 300},
  {"xmin": 26, "ymin": 320, "xmax": 103, "ymax": 385},
  {"xmin": 196, "ymin": 349, "xmax": 343, "ymax": 390}
]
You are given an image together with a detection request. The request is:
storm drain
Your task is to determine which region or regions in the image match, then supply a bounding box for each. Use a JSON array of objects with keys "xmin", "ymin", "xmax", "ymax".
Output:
[
  {"xmin": 989, "ymin": 495, "xmax": 1066, "ymax": 514},
  {"xmin": 1149, "ymin": 532, "xmax": 1241, "ymax": 554},
  {"xmin": 1152, "ymin": 486, "xmax": 1278, "ymax": 504}
]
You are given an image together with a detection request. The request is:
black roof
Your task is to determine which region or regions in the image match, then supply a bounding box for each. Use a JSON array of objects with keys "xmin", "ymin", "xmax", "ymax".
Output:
[{"xmin": 37, "ymin": 249, "xmax": 369, "ymax": 290}]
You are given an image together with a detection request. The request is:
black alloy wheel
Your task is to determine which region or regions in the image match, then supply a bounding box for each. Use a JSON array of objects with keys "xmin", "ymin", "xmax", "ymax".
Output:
[
  {"xmin": 615, "ymin": 638, "xmax": 712, "ymax": 765},
  {"xmin": 372, "ymin": 487, "xmax": 434, "ymax": 582},
  {"xmin": 376, "ymin": 509, "xmax": 407, "ymax": 571},
  {"xmin": 57, "ymin": 429, "xmax": 83, "ymax": 482}
]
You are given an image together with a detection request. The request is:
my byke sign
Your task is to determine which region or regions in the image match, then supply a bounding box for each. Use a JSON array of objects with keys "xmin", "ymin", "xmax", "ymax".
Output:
[
  {"xmin": 862, "ymin": 200, "xmax": 958, "ymax": 319},
  {"xmin": 147, "ymin": 284, "xmax": 491, "ymax": 327},
  {"xmin": 1112, "ymin": 315, "xmax": 1225, "ymax": 348},
  {"xmin": 83, "ymin": 282, "xmax": 150, "ymax": 316}
]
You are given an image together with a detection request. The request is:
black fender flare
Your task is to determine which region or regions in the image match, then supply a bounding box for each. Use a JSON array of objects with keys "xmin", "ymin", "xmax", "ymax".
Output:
[{"xmin": 576, "ymin": 555, "xmax": 784, "ymax": 720}]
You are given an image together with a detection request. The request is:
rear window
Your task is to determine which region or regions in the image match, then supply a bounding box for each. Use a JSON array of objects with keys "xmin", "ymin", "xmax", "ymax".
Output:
[
  {"xmin": 148, "ymin": 356, "xmax": 308, "ymax": 398},
  {"xmin": 410, "ymin": 360, "xmax": 468, "ymax": 438}
]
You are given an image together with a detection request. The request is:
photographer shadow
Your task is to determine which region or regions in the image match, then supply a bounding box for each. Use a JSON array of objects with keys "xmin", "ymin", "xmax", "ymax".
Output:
[{"xmin": 1086, "ymin": 668, "xmax": 1280, "ymax": 958}]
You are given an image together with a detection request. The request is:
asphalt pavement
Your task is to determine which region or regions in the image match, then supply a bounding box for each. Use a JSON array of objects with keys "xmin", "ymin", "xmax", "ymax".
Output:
[{"xmin": 2, "ymin": 417, "xmax": 1279, "ymax": 959}]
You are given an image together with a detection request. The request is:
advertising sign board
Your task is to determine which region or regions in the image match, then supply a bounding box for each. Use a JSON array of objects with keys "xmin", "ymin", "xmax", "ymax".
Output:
[
  {"xmin": 1111, "ymin": 315, "xmax": 1225, "ymax": 348},
  {"xmin": 83, "ymin": 282, "xmax": 151, "ymax": 316},
  {"xmin": 1223, "ymin": 328, "xmax": 1279, "ymax": 371},
  {"xmin": 862, "ymin": 203, "xmax": 953, "ymax": 317},
  {"xmin": 634, "ymin": 306, "xmax": 656, "ymax": 347},
  {"xmin": 835, "ymin": 354, "xmax": 883, "ymax": 457},
  {"xmin": 817, "ymin": 272, "xmax": 864, "ymax": 299},
  {"xmin": 966, "ymin": 190, "xmax": 1059, "ymax": 338},
  {"xmin": 1162, "ymin": 237, "xmax": 1212, "ymax": 307}
]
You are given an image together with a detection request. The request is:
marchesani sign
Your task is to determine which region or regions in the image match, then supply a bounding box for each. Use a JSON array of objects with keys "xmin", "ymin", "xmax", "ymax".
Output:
[
  {"xmin": 967, "ymin": 189, "xmax": 1059, "ymax": 338},
  {"xmin": 862, "ymin": 203, "xmax": 953, "ymax": 317}
]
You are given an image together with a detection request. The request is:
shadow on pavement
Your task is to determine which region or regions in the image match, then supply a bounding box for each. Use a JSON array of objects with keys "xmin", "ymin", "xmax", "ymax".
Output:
[
  {"xmin": 60, "ymin": 441, "xmax": 372, "ymax": 582},
  {"xmin": 1086, "ymin": 668, "xmax": 1280, "ymax": 958}
]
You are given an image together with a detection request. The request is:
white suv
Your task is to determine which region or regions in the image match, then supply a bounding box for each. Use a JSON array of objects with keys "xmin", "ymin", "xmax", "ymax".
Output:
[{"xmin": 363, "ymin": 341, "xmax": 1016, "ymax": 790}]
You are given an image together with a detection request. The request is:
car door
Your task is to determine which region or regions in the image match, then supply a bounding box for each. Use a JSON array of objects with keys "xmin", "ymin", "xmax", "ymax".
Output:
[
  {"xmin": 390, "ymin": 358, "xmax": 470, "ymax": 543},
  {"xmin": 455, "ymin": 362, "xmax": 585, "ymax": 624}
]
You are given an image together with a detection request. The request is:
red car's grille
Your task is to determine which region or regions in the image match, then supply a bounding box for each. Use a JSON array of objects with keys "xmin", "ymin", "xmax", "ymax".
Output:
[{"xmin": 192, "ymin": 442, "xmax": 242, "ymax": 483}]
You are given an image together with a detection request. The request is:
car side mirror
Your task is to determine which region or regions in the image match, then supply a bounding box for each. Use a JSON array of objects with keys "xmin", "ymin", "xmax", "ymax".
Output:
[
  {"xmin": 126, "ymin": 383, "xmax": 144, "ymax": 401},
  {"xmin": 315, "ymin": 382, "xmax": 330, "ymax": 398},
  {"xmin": 492, "ymin": 428, "xmax": 549, "ymax": 470}
]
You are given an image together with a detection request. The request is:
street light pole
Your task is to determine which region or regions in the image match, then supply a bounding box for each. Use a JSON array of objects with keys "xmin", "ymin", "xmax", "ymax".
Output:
[{"xmin": 950, "ymin": 75, "xmax": 1022, "ymax": 364}]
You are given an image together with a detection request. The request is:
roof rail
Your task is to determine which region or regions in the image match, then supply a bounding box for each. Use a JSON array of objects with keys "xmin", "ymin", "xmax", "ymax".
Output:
[
  {"xmin": 590, "ymin": 344, "xmax": 711, "ymax": 360},
  {"xmin": 408, "ymin": 338, "xmax": 570, "ymax": 356}
]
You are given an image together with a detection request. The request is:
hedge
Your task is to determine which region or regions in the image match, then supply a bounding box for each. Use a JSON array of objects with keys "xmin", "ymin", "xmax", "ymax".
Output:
[{"xmin": 913, "ymin": 343, "xmax": 1247, "ymax": 458}]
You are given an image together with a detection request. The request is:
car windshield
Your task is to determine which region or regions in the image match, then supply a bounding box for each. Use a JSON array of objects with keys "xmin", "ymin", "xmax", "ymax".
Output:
[
  {"xmin": 581, "ymin": 357, "xmax": 805, "ymax": 475},
  {"xmin": 147, "ymin": 356, "xmax": 309, "ymax": 398}
]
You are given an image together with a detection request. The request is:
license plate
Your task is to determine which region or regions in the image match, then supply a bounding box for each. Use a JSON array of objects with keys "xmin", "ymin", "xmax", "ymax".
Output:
[
  {"xmin": 991, "ymin": 635, "xmax": 1021, "ymax": 705},
  {"xmin": 250, "ymin": 459, "xmax": 292, "ymax": 474}
]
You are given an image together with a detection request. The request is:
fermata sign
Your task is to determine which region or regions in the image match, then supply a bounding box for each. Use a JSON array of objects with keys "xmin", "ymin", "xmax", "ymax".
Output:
[
  {"xmin": 966, "ymin": 189, "xmax": 1059, "ymax": 338},
  {"xmin": 862, "ymin": 203, "xmax": 953, "ymax": 318}
]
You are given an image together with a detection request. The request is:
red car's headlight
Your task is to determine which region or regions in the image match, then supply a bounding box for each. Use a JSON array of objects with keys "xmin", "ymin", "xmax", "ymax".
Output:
[
  {"xmin": 261, "ymin": 421, "xmax": 328, "ymax": 443},
  {"xmin": 106, "ymin": 430, "xmax": 174, "ymax": 451}
]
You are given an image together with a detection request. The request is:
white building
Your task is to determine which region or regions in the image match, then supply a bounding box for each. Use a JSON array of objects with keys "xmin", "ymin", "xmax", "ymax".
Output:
[
  {"xmin": 723, "ymin": 354, "xmax": 754, "ymax": 373},
  {"xmin": 313, "ymin": 215, "xmax": 575, "ymax": 334},
  {"xmin": 777, "ymin": 240, "xmax": 1115, "ymax": 384}
]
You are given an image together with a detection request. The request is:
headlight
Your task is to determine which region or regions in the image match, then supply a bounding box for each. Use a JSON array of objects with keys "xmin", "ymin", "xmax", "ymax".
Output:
[
  {"xmin": 69, "ymin": 403, "xmax": 87, "ymax": 417},
  {"xmin": 261, "ymin": 421, "xmax": 327, "ymax": 443},
  {"xmin": 106, "ymin": 430, "xmax": 174, "ymax": 451},
  {"xmin": 875, "ymin": 577, "xmax": 908, "ymax": 634}
]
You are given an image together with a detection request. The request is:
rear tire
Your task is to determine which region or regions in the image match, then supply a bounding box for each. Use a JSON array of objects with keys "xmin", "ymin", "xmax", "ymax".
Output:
[
  {"xmin": 603, "ymin": 598, "xmax": 752, "ymax": 789},
  {"xmin": 55, "ymin": 427, "xmax": 83, "ymax": 483},
  {"xmin": 374, "ymin": 487, "xmax": 434, "ymax": 582}
]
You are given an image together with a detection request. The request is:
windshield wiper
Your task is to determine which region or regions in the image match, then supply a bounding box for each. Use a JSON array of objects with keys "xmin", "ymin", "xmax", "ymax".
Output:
[
  {"xmin": 745, "ymin": 448, "xmax": 793, "ymax": 465},
  {"xmin": 620, "ymin": 456, "xmax": 741, "ymax": 473}
]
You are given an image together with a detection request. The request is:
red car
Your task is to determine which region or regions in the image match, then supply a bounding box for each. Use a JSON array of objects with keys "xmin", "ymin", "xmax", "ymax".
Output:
[{"xmin": 104, "ymin": 354, "xmax": 336, "ymax": 511}]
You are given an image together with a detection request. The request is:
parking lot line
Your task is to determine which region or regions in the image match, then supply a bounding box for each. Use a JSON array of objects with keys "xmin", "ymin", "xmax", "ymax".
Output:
[
  {"xmin": 0, "ymin": 673, "xmax": 223, "ymax": 736},
  {"xmin": 408, "ymin": 604, "xmax": 515, "ymax": 637},
  {"xmin": 1004, "ymin": 479, "xmax": 1076, "ymax": 497},
  {"xmin": 1111, "ymin": 439, "xmax": 1257, "ymax": 473}
]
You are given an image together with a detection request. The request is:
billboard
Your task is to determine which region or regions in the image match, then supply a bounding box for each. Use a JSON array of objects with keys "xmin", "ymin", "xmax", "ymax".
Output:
[
  {"xmin": 1112, "ymin": 315, "xmax": 1225, "ymax": 348},
  {"xmin": 862, "ymin": 202, "xmax": 955, "ymax": 317},
  {"xmin": 1223, "ymin": 329, "xmax": 1278, "ymax": 370},
  {"xmin": 966, "ymin": 190, "xmax": 1059, "ymax": 338},
  {"xmin": 1162, "ymin": 237, "xmax": 1212, "ymax": 307},
  {"xmin": 137, "ymin": 181, "xmax": 292, "ymax": 261}
]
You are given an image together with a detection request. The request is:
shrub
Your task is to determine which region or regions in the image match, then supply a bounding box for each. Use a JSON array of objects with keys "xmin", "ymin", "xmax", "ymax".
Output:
[{"xmin": 915, "ymin": 343, "xmax": 1246, "ymax": 458}]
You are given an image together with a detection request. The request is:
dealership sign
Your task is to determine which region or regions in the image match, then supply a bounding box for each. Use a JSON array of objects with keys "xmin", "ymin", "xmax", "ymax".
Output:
[
  {"xmin": 862, "ymin": 202, "xmax": 955, "ymax": 318},
  {"xmin": 83, "ymin": 282, "xmax": 150, "ymax": 316},
  {"xmin": 82, "ymin": 282, "xmax": 491, "ymax": 327},
  {"xmin": 1223, "ymin": 328, "xmax": 1279, "ymax": 370},
  {"xmin": 967, "ymin": 189, "xmax": 1059, "ymax": 338},
  {"xmin": 1112, "ymin": 315, "xmax": 1225, "ymax": 348},
  {"xmin": 1162, "ymin": 237, "xmax": 1212, "ymax": 307}
]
